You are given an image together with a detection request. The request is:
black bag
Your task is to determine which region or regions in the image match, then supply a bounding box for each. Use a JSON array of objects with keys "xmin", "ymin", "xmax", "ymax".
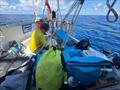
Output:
[
  {"xmin": 76, "ymin": 39, "xmax": 91, "ymax": 50},
  {"xmin": 112, "ymin": 56, "xmax": 120, "ymax": 68}
]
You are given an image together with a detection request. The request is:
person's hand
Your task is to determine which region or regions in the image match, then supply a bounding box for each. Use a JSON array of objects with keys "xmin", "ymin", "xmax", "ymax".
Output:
[{"xmin": 46, "ymin": 31, "xmax": 51, "ymax": 36}]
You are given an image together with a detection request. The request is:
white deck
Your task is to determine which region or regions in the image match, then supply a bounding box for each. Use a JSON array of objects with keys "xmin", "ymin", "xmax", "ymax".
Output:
[{"xmin": 0, "ymin": 24, "xmax": 33, "ymax": 50}]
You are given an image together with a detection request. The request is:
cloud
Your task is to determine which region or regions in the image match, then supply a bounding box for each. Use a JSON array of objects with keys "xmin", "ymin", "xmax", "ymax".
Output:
[
  {"xmin": 94, "ymin": 7, "xmax": 98, "ymax": 11},
  {"xmin": 0, "ymin": 0, "xmax": 18, "ymax": 11},
  {"xmin": 17, "ymin": 0, "xmax": 45, "ymax": 12},
  {"xmin": 19, "ymin": 0, "xmax": 33, "ymax": 7},
  {"xmin": 104, "ymin": 5, "xmax": 107, "ymax": 9},
  {"xmin": 97, "ymin": 3, "xmax": 103, "ymax": 7},
  {"xmin": 93, "ymin": 2, "xmax": 104, "ymax": 11},
  {"xmin": 43, "ymin": 0, "xmax": 72, "ymax": 12},
  {"xmin": 93, "ymin": 6, "xmax": 98, "ymax": 11},
  {"xmin": 0, "ymin": 0, "xmax": 76, "ymax": 14},
  {"xmin": 9, "ymin": 5, "xmax": 16, "ymax": 10},
  {"xmin": 0, "ymin": 0, "xmax": 9, "ymax": 6}
]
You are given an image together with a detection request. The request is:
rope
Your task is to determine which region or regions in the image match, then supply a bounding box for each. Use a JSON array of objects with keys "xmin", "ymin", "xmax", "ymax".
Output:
[
  {"xmin": 56, "ymin": 0, "xmax": 62, "ymax": 27},
  {"xmin": 42, "ymin": 2, "xmax": 46, "ymax": 19},
  {"xmin": 62, "ymin": 0, "xmax": 78, "ymax": 22},
  {"xmin": 72, "ymin": 2, "xmax": 83, "ymax": 24},
  {"xmin": 32, "ymin": 0, "xmax": 39, "ymax": 20},
  {"xmin": 106, "ymin": 0, "xmax": 118, "ymax": 23},
  {"xmin": 42, "ymin": 0, "xmax": 52, "ymax": 19},
  {"xmin": 62, "ymin": 1, "xmax": 81, "ymax": 47},
  {"xmin": 62, "ymin": 0, "xmax": 85, "ymax": 48}
]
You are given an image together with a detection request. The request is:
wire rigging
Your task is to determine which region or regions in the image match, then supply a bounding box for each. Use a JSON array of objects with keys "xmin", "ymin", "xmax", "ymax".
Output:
[
  {"xmin": 32, "ymin": 0, "xmax": 39, "ymax": 20},
  {"xmin": 61, "ymin": 0, "xmax": 85, "ymax": 48}
]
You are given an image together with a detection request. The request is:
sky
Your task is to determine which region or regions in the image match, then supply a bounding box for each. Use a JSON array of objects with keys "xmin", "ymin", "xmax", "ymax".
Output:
[{"xmin": 0, "ymin": 0, "xmax": 120, "ymax": 15}]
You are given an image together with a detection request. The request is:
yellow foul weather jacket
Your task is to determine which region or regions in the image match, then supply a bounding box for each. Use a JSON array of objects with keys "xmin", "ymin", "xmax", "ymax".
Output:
[{"xmin": 29, "ymin": 29, "xmax": 46, "ymax": 53}]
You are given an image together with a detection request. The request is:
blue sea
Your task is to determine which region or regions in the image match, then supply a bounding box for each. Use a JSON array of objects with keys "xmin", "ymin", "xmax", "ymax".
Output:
[{"xmin": 0, "ymin": 14, "xmax": 120, "ymax": 53}]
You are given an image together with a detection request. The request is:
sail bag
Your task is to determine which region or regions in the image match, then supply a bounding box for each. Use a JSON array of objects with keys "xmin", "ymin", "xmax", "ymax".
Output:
[{"xmin": 36, "ymin": 48, "xmax": 64, "ymax": 90}]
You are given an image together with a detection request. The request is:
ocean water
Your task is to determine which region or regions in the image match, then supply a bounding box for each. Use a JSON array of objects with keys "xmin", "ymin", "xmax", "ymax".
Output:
[
  {"xmin": 0, "ymin": 14, "xmax": 35, "ymax": 26},
  {"xmin": 0, "ymin": 14, "xmax": 120, "ymax": 53},
  {"xmin": 72, "ymin": 15, "xmax": 120, "ymax": 53}
]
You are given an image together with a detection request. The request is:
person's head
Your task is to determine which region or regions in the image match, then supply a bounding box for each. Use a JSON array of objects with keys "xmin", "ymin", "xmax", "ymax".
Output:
[
  {"xmin": 40, "ymin": 23, "xmax": 49, "ymax": 34},
  {"xmin": 35, "ymin": 17, "xmax": 42, "ymax": 22}
]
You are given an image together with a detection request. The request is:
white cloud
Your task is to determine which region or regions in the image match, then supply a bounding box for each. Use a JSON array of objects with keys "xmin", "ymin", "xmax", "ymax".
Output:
[
  {"xmin": 44, "ymin": 0, "xmax": 70, "ymax": 11},
  {"xmin": 104, "ymin": 5, "xmax": 107, "ymax": 9},
  {"xmin": 0, "ymin": 0, "xmax": 9, "ymax": 11},
  {"xmin": 17, "ymin": 0, "xmax": 44, "ymax": 11},
  {"xmin": 97, "ymin": 3, "xmax": 103, "ymax": 7},
  {"xmin": 94, "ymin": 7, "xmax": 98, "ymax": 11},
  {"xmin": 93, "ymin": 3, "xmax": 104, "ymax": 11},
  {"xmin": 0, "ymin": 0, "xmax": 74, "ymax": 14},
  {"xmin": 19, "ymin": 0, "xmax": 33, "ymax": 7},
  {"xmin": 0, "ymin": 0, "xmax": 9, "ymax": 6},
  {"xmin": 0, "ymin": 0, "xmax": 17, "ymax": 11},
  {"xmin": 9, "ymin": 5, "xmax": 16, "ymax": 10},
  {"xmin": 93, "ymin": 5, "xmax": 98, "ymax": 11}
]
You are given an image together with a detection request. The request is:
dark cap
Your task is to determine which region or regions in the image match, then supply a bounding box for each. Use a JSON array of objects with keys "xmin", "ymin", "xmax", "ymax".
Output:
[{"xmin": 40, "ymin": 23, "xmax": 49, "ymax": 31}]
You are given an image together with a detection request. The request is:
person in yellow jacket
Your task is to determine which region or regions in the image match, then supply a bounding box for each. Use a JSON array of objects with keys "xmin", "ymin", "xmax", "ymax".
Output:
[{"xmin": 29, "ymin": 23, "xmax": 49, "ymax": 53}]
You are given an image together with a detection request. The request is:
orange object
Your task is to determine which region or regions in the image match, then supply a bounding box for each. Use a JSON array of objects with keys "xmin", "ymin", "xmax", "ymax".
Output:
[{"xmin": 45, "ymin": 0, "xmax": 51, "ymax": 13}]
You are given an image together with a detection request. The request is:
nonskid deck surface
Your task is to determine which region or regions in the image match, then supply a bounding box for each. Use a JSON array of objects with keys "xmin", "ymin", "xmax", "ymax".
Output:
[{"xmin": 98, "ymin": 84, "xmax": 120, "ymax": 90}]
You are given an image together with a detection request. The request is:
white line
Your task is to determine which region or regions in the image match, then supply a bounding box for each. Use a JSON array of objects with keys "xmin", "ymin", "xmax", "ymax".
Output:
[{"xmin": 21, "ymin": 38, "xmax": 30, "ymax": 44}]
